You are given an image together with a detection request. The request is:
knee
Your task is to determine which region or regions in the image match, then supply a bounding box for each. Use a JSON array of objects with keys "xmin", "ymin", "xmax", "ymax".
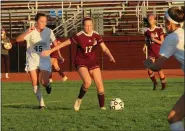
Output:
[{"xmin": 83, "ymin": 80, "xmax": 91, "ymax": 88}]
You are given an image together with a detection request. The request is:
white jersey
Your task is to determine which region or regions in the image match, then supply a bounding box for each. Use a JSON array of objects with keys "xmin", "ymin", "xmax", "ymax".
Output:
[
  {"xmin": 160, "ymin": 28, "xmax": 184, "ymax": 72},
  {"xmin": 24, "ymin": 27, "xmax": 56, "ymax": 72}
]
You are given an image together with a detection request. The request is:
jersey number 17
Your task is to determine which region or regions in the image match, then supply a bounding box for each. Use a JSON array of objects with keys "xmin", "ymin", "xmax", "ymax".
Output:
[{"xmin": 85, "ymin": 46, "xmax": 93, "ymax": 53}]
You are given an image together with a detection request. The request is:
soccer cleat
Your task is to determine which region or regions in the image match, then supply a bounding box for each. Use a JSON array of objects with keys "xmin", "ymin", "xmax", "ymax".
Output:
[
  {"xmin": 153, "ymin": 82, "xmax": 158, "ymax": 90},
  {"xmin": 62, "ymin": 76, "xmax": 68, "ymax": 82},
  {"xmin": 49, "ymin": 79, "xmax": 53, "ymax": 83},
  {"xmin": 45, "ymin": 83, "xmax": 52, "ymax": 94},
  {"xmin": 39, "ymin": 106, "xmax": 45, "ymax": 110},
  {"xmin": 161, "ymin": 83, "xmax": 166, "ymax": 90},
  {"xmin": 100, "ymin": 107, "xmax": 106, "ymax": 110},
  {"xmin": 74, "ymin": 98, "xmax": 82, "ymax": 111},
  {"xmin": 161, "ymin": 86, "xmax": 166, "ymax": 90}
]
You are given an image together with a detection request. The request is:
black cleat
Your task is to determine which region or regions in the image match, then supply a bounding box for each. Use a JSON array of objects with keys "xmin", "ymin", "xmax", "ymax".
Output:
[
  {"xmin": 39, "ymin": 106, "xmax": 45, "ymax": 110},
  {"xmin": 45, "ymin": 83, "xmax": 52, "ymax": 94},
  {"xmin": 161, "ymin": 83, "xmax": 166, "ymax": 90},
  {"xmin": 161, "ymin": 86, "xmax": 166, "ymax": 90},
  {"xmin": 153, "ymin": 82, "xmax": 158, "ymax": 90}
]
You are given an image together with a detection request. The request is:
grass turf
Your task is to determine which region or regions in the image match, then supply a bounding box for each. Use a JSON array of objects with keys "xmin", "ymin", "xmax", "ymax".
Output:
[{"xmin": 2, "ymin": 78, "xmax": 184, "ymax": 131}]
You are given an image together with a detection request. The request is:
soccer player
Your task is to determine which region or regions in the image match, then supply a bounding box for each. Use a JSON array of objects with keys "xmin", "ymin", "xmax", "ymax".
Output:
[
  {"xmin": 144, "ymin": 7, "xmax": 184, "ymax": 131},
  {"xmin": 143, "ymin": 14, "xmax": 166, "ymax": 90},
  {"xmin": 1, "ymin": 28, "xmax": 10, "ymax": 78},
  {"xmin": 16, "ymin": 13, "xmax": 57, "ymax": 109},
  {"xmin": 49, "ymin": 43, "xmax": 68, "ymax": 82},
  {"xmin": 41, "ymin": 17, "xmax": 116, "ymax": 111}
]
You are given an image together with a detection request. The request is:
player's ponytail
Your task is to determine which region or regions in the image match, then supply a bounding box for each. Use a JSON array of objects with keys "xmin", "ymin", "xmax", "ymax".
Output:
[{"xmin": 167, "ymin": 7, "xmax": 185, "ymax": 25}]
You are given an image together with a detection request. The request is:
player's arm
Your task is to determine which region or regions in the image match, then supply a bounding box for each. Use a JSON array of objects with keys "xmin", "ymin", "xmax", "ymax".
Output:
[
  {"xmin": 100, "ymin": 42, "xmax": 116, "ymax": 63},
  {"xmin": 144, "ymin": 35, "xmax": 177, "ymax": 71},
  {"xmin": 16, "ymin": 26, "xmax": 35, "ymax": 42},
  {"xmin": 41, "ymin": 39, "xmax": 71, "ymax": 56},
  {"xmin": 144, "ymin": 56, "xmax": 167, "ymax": 71},
  {"xmin": 53, "ymin": 40, "xmax": 64, "ymax": 60},
  {"xmin": 143, "ymin": 44, "xmax": 147, "ymax": 53}
]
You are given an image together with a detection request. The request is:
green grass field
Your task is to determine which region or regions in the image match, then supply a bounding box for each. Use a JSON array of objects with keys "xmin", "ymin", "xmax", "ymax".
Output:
[{"xmin": 2, "ymin": 78, "xmax": 184, "ymax": 131}]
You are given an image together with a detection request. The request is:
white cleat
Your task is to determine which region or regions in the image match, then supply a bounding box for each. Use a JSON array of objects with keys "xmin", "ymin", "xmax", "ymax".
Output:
[
  {"xmin": 74, "ymin": 98, "xmax": 82, "ymax": 111},
  {"xmin": 49, "ymin": 79, "xmax": 53, "ymax": 83},
  {"xmin": 100, "ymin": 107, "xmax": 107, "ymax": 110},
  {"xmin": 62, "ymin": 76, "xmax": 68, "ymax": 82}
]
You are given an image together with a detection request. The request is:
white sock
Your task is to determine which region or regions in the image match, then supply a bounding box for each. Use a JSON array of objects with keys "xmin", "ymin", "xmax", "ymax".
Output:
[
  {"xmin": 5, "ymin": 73, "xmax": 9, "ymax": 78},
  {"xmin": 170, "ymin": 121, "xmax": 184, "ymax": 131},
  {"xmin": 33, "ymin": 86, "xmax": 45, "ymax": 107}
]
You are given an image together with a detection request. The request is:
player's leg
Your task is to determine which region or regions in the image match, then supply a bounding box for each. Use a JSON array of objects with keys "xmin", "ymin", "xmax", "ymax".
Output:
[
  {"xmin": 168, "ymin": 93, "xmax": 184, "ymax": 131},
  {"xmin": 74, "ymin": 66, "xmax": 92, "ymax": 111},
  {"xmin": 147, "ymin": 58, "xmax": 158, "ymax": 90},
  {"xmin": 53, "ymin": 58, "xmax": 68, "ymax": 81},
  {"xmin": 49, "ymin": 72, "xmax": 53, "ymax": 83},
  {"xmin": 49, "ymin": 58, "xmax": 55, "ymax": 83},
  {"xmin": 39, "ymin": 70, "xmax": 52, "ymax": 94},
  {"xmin": 158, "ymin": 70, "xmax": 166, "ymax": 90},
  {"xmin": 29, "ymin": 69, "xmax": 45, "ymax": 108},
  {"xmin": 4, "ymin": 55, "xmax": 9, "ymax": 78},
  {"xmin": 89, "ymin": 67, "xmax": 106, "ymax": 110}
]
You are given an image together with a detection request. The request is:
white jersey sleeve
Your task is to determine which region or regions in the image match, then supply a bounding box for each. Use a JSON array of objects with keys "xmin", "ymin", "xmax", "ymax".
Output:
[
  {"xmin": 50, "ymin": 30, "xmax": 56, "ymax": 43},
  {"xmin": 24, "ymin": 30, "xmax": 33, "ymax": 41},
  {"xmin": 159, "ymin": 34, "xmax": 178, "ymax": 58}
]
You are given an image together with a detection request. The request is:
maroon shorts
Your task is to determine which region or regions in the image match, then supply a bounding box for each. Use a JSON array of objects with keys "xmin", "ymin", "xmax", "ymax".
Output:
[{"xmin": 75, "ymin": 60, "xmax": 99, "ymax": 71}]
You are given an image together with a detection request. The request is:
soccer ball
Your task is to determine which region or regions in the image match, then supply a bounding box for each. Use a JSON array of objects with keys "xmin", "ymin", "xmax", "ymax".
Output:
[
  {"xmin": 3, "ymin": 42, "xmax": 12, "ymax": 50},
  {"xmin": 110, "ymin": 98, "xmax": 124, "ymax": 110}
]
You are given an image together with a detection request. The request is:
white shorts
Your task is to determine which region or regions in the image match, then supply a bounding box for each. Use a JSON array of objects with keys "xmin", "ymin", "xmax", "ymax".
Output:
[{"xmin": 25, "ymin": 53, "xmax": 51, "ymax": 72}]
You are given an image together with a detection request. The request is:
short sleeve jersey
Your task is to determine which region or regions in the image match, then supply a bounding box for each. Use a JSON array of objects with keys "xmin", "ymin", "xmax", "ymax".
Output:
[
  {"xmin": 24, "ymin": 27, "xmax": 56, "ymax": 55},
  {"xmin": 144, "ymin": 26, "xmax": 164, "ymax": 46},
  {"xmin": 70, "ymin": 30, "xmax": 103, "ymax": 62},
  {"xmin": 160, "ymin": 28, "xmax": 184, "ymax": 72}
]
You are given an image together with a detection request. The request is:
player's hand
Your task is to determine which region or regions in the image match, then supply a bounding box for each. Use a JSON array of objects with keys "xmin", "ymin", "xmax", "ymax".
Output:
[
  {"xmin": 58, "ymin": 57, "xmax": 65, "ymax": 63},
  {"xmin": 41, "ymin": 50, "xmax": 51, "ymax": 57},
  {"xmin": 110, "ymin": 57, "xmax": 116, "ymax": 63},
  {"xmin": 150, "ymin": 33, "xmax": 155, "ymax": 38},
  {"xmin": 27, "ymin": 26, "xmax": 35, "ymax": 33},
  {"xmin": 143, "ymin": 45, "xmax": 146, "ymax": 54},
  {"xmin": 144, "ymin": 58, "xmax": 153, "ymax": 69}
]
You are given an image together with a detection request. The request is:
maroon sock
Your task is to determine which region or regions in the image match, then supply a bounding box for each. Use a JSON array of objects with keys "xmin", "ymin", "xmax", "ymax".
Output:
[
  {"xmin": 98, "ymin": 93, "xmax": 105, "ymax": 108},
  {"xmin": 78, "ymin": 85, "xmax": 87, "ymax": 99},
  {"xmin": 49, "ymin": 73, "xmax": 52, "ymax": 79},
  {"xmin": 160, "ymin": 77, "xmax": 166, "ymax": 89},
  {"xmin": 148, "ymin": 71, "xmax": 157, "ymax": 83},
  {"xmin": 58, "ymin": 69, "xmax": 65, "ymax": 78}
]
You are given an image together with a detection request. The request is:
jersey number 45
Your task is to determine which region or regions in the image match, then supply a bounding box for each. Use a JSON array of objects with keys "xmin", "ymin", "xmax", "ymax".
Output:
[{"xmin": 34, "ymin": 45, "xmax": 43, "ymax": 52}]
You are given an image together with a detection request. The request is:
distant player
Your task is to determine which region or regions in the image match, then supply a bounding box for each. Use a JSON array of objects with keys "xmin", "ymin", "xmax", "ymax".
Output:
[
  {"xmin": 41, "ymin": 17, "xmax": 116, "ymax": 111},
  {"xmin": 143, "ymin": 14, "xmax": 166, "ymax": 90},
  {"xmin": 16, "ymin": 13, "xmax": 57, "ymax": 109},
  {"xmin": 49, "ymin": 43, "xmax": 68, "ymax": 82},
  {"xmin": 144, "ymin": 7, "xmax": 184, "ymax": 131},
  {"xmin": 1, "ymin": 28, "xmax": 11, "ymax": 78}
]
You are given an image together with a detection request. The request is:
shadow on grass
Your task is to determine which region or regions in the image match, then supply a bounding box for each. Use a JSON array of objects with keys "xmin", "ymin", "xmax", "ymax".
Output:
[
  {"xmin": 2, "ymin": 104, "xmax": 40, "ymax": 110},
  {"xmin": 2, "ymin": 104, "xmax": 76, "ymax": 111}
]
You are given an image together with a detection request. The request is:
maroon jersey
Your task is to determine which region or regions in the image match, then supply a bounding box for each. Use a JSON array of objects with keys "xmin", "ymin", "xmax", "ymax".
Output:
[
  {"xmin": 50, "ymin": 44, "xmax": 58, "ymax": 58},
  {"xmin": 70, "ymin": 31, "xmax": 103, "ymax": 69},
  {"xmin": 144, "ymin": 26, "xmax": 164, "ymax": 58}
]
